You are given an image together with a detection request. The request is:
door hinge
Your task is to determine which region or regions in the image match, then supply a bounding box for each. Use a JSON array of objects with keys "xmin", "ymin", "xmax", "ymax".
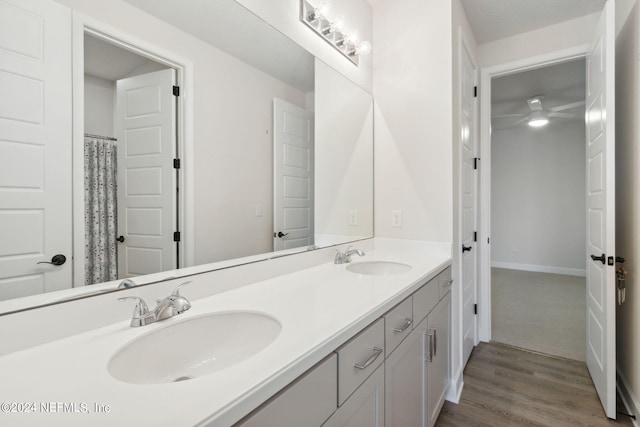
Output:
[
  {"xmin": 474, "ymin": 157, "xmax": 480, "ymax": 170},
  {"xmin": 474, "ymin": 231, "xmax": 477, "ymax": 242},
  {"xmin": 173, "ymin": 231, "xmax": 181, "ymax": 242},
  {"xmin": 474, "ymin": 304, "xmax": 478, "ymax": 315},
  {"xmin": 474, "ymin": 86, "xmax": 477, "ymax": 98},
  {"xmin": 173, "ymin": 158, "xmax": 181, "ymax": 169},
  {"xmin": 173, "ymin": 85, "xmax": 180, "ymax": 96}
]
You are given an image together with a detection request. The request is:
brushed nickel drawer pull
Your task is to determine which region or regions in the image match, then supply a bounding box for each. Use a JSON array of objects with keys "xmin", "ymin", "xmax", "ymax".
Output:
[
  {"xmin": 354, "ymin": 347, "xmax": 383, "ymax": 370},
  {"xmin": 392, "ymin": 318, "xmax": 413, "ymax": 333}
]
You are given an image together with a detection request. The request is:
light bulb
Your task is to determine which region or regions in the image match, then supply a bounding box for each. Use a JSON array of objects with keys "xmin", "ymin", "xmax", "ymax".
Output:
[
  {"xmin": 345, "ymin": 30, "xmax": 360, "ymax": 45},
  {"xmin": 314, "ymin": 1, "xmax": 332, "ymax": 20},
  {"xmin": 331, "ymin": 15, "xmax": 345, "ymax": 33},
  {"xmin": 356, "ymin": 41, "xmax": 372, "ymax": 55}
]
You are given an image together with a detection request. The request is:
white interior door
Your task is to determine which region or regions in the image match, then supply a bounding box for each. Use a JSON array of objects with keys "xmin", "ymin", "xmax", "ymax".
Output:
[
  {"xmin": 0, "ymin": 0, "xmax": 72, "ymax": 300},
  {"xmin": 460, "ymin": 41, "xmax": 478, "ymax": 366},
  {"xmin": 273, "ymin": 98, "xmax": 314, "ymax": 251},
  {"xmin": 585, "ymin": 0, "xmax": 616, "ymax": 419},
  {"xmin": 116, "ymin": 68, "xmax": 177, "ymax": 278}
]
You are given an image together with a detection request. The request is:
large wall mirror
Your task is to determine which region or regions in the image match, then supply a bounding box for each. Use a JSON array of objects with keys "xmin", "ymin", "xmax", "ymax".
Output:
[{"xmin": 0, "ymin": 0, "xmax": 373, "ymax": 314}]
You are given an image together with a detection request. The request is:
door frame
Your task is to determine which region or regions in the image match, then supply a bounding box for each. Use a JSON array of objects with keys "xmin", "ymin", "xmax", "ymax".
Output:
[
  {"xmin": 477, "ymin": 44, "xmax": 588, "ymax": 342},
  {"xmin": 71, "ymin": 12, "xmax": 194, "ymax": 287}
]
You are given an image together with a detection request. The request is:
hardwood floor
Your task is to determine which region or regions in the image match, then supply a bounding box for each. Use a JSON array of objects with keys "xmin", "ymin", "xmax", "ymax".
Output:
[{"xmin": 435, "ymin": 342, "xmax": 633, "ymax": 427}]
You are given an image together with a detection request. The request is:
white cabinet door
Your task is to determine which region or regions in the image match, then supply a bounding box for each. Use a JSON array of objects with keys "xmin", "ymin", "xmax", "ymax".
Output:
[
  {"xmin": 0, "ymin": 0, "xmax": 72, "ymax": 300},
  {"xmin": 385, "ymin": 327, "xmax": 422, "ymax": 427},
  {"xmin": 236, "ymin": 354, "xmax": 337, "ymax": 427},
  {"xmin": 323, "ymin": 364, "xmax": 384, "ymax": 427},
  {"xmin": 424, "ymin": 295, "xmax": 450, "ymax": 427}
]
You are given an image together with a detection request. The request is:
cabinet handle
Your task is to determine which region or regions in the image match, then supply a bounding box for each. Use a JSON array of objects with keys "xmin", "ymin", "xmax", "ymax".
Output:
[
  {"xmin": 444, "ymin": 279, "xmax": 453, "ymax": 286},
  {"xmin": 354, "ymin": 347, "xmax": 383, "ymax": 370},
  {"xmin": 425, "ymin": 331, "xmax": 434, "ymax": 362},
  {"xmin": 432, "ymin": 328, "xmax": 437, "ymax": 357},
  {"xmin": 392, "ymin": 318, "xmax": 412, "ymax": 333}
]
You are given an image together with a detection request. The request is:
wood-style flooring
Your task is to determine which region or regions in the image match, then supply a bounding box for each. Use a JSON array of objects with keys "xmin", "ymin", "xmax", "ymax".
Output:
[{"xmin": 435, "ymin": 342, "xmax": 633, "ymax": 427}]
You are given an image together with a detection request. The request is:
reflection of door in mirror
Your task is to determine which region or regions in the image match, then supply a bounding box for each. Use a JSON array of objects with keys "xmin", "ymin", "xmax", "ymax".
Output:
[
  {"xmin": 273, "ymin": 99, "xmax": 314, "ymax": 252},
  {"xmin": 0, "ymin": 0, "xmax": 73, "ymax": 301},
  {"xmin": 84, "ymin": 36, "xmax": 178, "ymax": 286}
]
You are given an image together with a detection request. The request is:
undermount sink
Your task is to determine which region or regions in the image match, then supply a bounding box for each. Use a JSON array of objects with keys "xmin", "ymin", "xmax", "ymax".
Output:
[
  {"xmin": 346, "ymin": 261, "xmax": 412, "ymax": 276},
  {"xmin": 108, "ymin": 312, "xmax": 281, "ymax": 384}
]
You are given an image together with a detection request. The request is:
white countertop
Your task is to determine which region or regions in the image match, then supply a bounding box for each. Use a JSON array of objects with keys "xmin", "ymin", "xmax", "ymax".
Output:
[{"xmin": 0, "ymin": 246, "xmax": 450, "ymax": 427}]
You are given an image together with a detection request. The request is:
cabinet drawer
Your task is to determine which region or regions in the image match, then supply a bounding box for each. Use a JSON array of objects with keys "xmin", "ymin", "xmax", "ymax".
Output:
[
  {"xmin": 384, "ymin": 297, "xmax": 413, "ymax": 358},
  {"xmin": 438, "ymin": 267, "xmax": 453, "ymax": 299},
  {"xmin": 412, "ymin": 277, "xmax": 439, "ymax": 327},
  {"xmin": 236, "ymin": 354, "xmax": 337, "ymax": 427},
  {"xmin": 337, "ymin": 318, "xmax": 385, "ymax": 406}
]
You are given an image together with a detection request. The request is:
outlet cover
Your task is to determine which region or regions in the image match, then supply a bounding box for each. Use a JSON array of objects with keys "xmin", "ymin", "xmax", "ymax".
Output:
[
  {"xmin": 349, "ymin": 209, "xmax": 358, "ymax": 226},
  {"xmin": 391, "ymin": 210, "xmax": 402, "ymax": 228},
  {"xmin": 255, "ymin": 204, "xmax": 263, "ymax": 217}
]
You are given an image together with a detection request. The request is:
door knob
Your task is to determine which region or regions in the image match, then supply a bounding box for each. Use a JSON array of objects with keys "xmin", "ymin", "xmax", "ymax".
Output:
[
  {"xmin": 277, "ymin": 231, "xmax": 289, "ymax": 238},
  {"xmin": 591, "ymin": 254, "xmax": 605, "ymax": 264},
  {"xmin": 462, "ymin": 245, "xmax": 472, "ymax": 253},
  {"xmin": 37, "ymin": 254, "xmax": 67, "ymax": 266},
  {"xmin": 116, "ymin": 235, "xmax": 125, "ymax": 243}
]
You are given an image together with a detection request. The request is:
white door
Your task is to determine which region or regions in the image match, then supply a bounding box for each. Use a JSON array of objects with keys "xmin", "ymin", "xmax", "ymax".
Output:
[
  {"xmin": 116, "ymin": 69, "xmax": 177, "ymax": 278},
  {"xmin": 273, "ymin": 98, "xmax": 314, "ymax": 251},
  {"xmin": 585, "ymin": 0, "xmax": 616, "ymax": 419},
  {"xmin": 0, "ymin": 0, "xmax": 72, "ymax": 300},
  {"xmin": 460, "ymin": 41, "xmax": 478, "ymax": 366}
]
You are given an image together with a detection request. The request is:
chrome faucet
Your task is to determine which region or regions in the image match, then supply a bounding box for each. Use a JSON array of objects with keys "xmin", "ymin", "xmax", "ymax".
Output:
[
  {"xmin": 119, "ymin": 282, "xmax": 192, "ymax": 327},
  {"xmin": 334, "ymin": 246, "xmax": 365, "ymax": 264}
]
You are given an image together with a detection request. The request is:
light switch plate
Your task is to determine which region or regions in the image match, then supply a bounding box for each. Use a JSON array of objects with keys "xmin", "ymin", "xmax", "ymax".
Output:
[{"xmin": 255, "ymin": 204, "xmax": 263, "ymax": 217}]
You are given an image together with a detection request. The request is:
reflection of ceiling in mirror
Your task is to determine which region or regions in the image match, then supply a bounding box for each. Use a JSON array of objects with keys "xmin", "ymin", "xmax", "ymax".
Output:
[{"xmin": 122, "ymin": 0, "xmax": 315, "ymax": 92}]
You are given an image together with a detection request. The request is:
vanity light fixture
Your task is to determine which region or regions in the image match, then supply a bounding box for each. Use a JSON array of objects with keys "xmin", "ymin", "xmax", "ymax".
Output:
[{"xmin": 300, "ymin": 0, "xmax": 371, "ymax": 65}]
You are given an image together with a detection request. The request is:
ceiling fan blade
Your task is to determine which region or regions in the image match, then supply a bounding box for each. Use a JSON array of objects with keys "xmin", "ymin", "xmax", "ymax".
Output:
[
  {"xmin": 549, "ymin": 112, "xmax": 577, "ymax": 118},
  {"xmin": 492, "ymin": 114, "xmax": 526, "ymax": 119},
  {"xmin": 513, "ymin": 116, "xmax": 530, "ymax": 125},
  {"xmin": 549, "ymin": 100, "xmax": 585, "ymax": 112}
]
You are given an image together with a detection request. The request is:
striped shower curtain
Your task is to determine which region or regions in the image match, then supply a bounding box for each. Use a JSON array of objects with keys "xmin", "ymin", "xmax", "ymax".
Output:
[{"xmin": 84, "ymin": 136, "xmax": 118, "ymax": 285}]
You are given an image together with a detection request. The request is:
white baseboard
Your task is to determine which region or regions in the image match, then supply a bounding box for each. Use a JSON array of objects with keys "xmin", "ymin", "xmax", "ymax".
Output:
[
  {"xmin": 491, "ymin": 261, "xmax": 586, "ymax": 277},
  {"xmin": 446, "ymin": 367, "xmax": 464, "ymax": 403},
  {"xmin": 617, "ymin": 370, "xmax": 639, "ymax": 426}
]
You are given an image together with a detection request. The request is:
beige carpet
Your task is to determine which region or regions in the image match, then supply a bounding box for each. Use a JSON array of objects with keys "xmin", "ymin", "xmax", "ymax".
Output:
[{"xmin": 491, "ymin": 268, "xmax": 586, "ymax": 361}]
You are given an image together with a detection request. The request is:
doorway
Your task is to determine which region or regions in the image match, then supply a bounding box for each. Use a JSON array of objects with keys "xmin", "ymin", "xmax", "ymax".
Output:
[
  {"xmin": 74, "ymin": 28, "xmax": 187, "ymax": 287},
  {"xmin": 489, "ymin": 59, "xmax": 587, "ymax": 361}
]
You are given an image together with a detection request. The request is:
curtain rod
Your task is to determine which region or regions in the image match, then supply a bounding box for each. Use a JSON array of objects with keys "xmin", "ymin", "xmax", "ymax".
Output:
[{"xmin": 84, "ymin": 133, "xmax": 117, "ymax": 141}]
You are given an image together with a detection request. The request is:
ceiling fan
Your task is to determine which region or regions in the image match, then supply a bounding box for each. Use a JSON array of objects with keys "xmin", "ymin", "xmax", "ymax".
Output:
[{"xmin": 492, "ymin": 95, "xmax": 585, "ymax": 128}]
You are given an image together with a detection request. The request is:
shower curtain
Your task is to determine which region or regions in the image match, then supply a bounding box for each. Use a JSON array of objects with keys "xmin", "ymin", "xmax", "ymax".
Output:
[{"xmin": 84, "ymin": 136, "xmax": 118, "ymax": 285}]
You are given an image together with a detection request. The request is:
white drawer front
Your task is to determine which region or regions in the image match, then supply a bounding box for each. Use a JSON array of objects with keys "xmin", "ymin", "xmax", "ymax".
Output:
[
  {"xmin": 337, "ymin": 318, "xmax": 385, "ymax": 406},
  {"xmin": 384, "ymin": 297, "xmax": 413, "ymax": 358}
]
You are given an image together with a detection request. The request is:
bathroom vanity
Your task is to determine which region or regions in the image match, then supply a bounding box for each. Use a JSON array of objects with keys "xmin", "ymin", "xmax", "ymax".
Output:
[{"xmin": 0, "ymin": 240, "xmax": 451, "ymax": 427}]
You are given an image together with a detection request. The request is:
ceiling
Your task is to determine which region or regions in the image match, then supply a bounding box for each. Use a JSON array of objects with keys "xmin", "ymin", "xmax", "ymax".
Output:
[
  {"xmin": 122, "ymin": 0, "xmax": 314, "ymax": 92},
  {"xmin": 491, "ymin": 59, "xmax": 586, "ymax": 130},
  {"xmin": 84, "ymin": 35, "xmax": 166, "ymax": 81},
  {"xmin": 460, "ymin": 0, "xmax": 605, "ymax": 44}
]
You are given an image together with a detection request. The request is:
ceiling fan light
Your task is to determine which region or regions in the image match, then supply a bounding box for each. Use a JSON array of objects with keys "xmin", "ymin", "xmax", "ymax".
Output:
[{"xmin": 528, "ymin": 111, "xmax": 549, "ymax": 127}]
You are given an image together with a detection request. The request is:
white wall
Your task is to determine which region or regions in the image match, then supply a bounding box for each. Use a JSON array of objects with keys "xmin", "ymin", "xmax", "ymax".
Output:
[
  {"xmin": 315, "ymin": 59, "xmax": 373, "ymax": 241},
  {"xmin": 372, "ymin": 0, "xmax": 453, "ymax": 243},
  {"xmin": 491, "ymin": 122, "xmax": 586, "ymax": 275},
  {"xmin": 614, "ymin": 0, "xmax": 640, "ymax": 418},
  {"xmin": 84, "ymin": 74, "xmax": 114, "ymax": 137},
  {"xmin": 478, "ymin": 12, "xmax": 600, "ymax": 68}
]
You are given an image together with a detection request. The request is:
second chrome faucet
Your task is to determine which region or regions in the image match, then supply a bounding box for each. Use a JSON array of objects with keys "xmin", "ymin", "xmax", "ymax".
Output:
[{"xmin": 119, "ymin": 282, "xmax": 192, "ymax": 327}]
